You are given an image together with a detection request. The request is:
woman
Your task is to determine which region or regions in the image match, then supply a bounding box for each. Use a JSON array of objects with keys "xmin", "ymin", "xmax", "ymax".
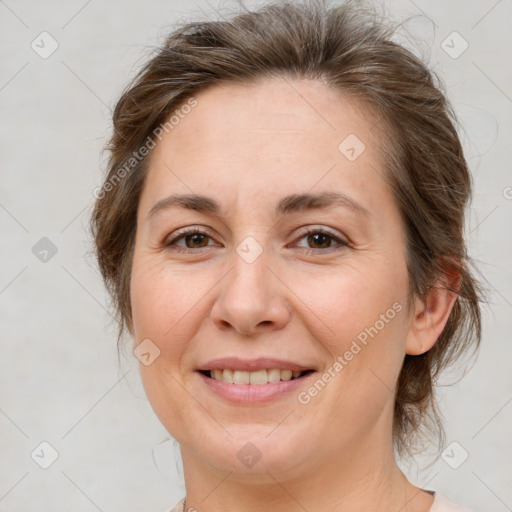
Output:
[{"xmin": 91, "ymin": 1, "xmax": 482, "ymax": 510}]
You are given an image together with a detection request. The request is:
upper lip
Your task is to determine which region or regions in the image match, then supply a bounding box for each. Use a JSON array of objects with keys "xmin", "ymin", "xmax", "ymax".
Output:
[{"xmin": 197, "ymin": 357, "xmax": 316, "ymax": 372}]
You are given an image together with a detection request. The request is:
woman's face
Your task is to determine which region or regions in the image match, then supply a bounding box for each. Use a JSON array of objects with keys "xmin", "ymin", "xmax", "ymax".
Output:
[{"xmin": 130, "ymin": 77, "xmax": 416, "ymax": 478}]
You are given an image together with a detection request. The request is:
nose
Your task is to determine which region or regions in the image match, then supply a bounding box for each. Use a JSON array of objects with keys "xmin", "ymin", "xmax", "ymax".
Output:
[{"xmin": 210, "ymin": 245, "xmax": 292, "ymax": 336}]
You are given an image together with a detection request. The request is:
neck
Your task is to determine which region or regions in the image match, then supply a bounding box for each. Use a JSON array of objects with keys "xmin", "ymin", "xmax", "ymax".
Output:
[{"xmin": 178, "ymin": 425, "xmax": 433, "ymax": 512}]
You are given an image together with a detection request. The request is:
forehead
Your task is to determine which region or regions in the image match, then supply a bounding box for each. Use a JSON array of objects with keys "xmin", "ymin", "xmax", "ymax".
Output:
[
  {"xmin": 140, "ymin": 77, "xmax": 391, "ymax": 220},
  {"xmin": 159, "ymin": 77, "xmax": 378, "ymax": 152}
]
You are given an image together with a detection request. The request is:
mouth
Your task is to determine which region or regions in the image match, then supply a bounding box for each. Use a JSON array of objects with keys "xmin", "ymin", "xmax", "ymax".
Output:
[
  {"xmin": 198, "ymin": 368, "xmax": 315, "ymax": 385},
  {"xmin": 195, "ymin": 357, "xmax": 318, "ymax": 403},
  {"xmin": 195, "ymin": 366, "xmax": 317, "ymax": 404}
]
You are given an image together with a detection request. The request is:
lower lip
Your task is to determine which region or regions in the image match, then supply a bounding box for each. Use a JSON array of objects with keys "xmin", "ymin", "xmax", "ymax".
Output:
[{"xmin": 197, "ymin": 371, "xmax": 316, "ymax": 404}]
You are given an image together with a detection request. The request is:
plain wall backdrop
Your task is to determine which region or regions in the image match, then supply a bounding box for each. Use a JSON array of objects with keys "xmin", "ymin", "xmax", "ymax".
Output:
[{"xmin": 1, "ymin": 0, "xmax": 511, "ymax": 510}]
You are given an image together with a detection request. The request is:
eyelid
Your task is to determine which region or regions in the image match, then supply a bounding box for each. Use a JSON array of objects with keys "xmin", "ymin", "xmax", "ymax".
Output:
[
  {"xmin": 163, "ymin": 225, "xmax": 216, "ymax": 246},
  {"xmin": 289, "ymin": 227, "xmax": 350, "ymax": 253},
  {"xmin": 164, "ymin": 224, "xmax": 350, "ymax": 253},
  {"xmin": 291, "ymin": 225, "xmax": 349, "ymax": 244}
]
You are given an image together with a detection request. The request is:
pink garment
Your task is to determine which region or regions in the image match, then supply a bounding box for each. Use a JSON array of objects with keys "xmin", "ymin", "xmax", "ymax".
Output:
[
  {"xmin": 429, "ymin": 491, "xmax": 472, "ymax": 511},
  {"xmin": 166, "ymin": 492, "xmax": 471, "ymax": 511}
]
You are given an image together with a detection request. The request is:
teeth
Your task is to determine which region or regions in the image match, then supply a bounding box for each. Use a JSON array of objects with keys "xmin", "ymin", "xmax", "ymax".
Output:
[
  {"xmin": 223, "ymin": 369, "xmax": 234, "ymax": 384},
  {"xmin": 208, "ymin": 369, "xmax": 304, "ymax": 384},
  {"xmin": 234, "ymin": 370, "xmax": 250, "ymax": 384},
  {"xmin": 249, "ymin": 370, "xmax": 267, "ymax": 385},
  {"xmin": 268, "ymin": 368, "xmax": 281, "ymax": 383}
]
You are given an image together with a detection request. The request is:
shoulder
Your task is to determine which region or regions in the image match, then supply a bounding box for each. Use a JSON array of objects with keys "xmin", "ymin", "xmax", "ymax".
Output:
[
  {"xmin": 164, "ymin": 497, "xmax": 185, "ymax": 512},
  {"xmin": 430, "ymin": 492, "xmax": 472, "ymax": 512},
  {"xmin": 165, "ymin": 494, "xmax": 472, "ymax": 512}
]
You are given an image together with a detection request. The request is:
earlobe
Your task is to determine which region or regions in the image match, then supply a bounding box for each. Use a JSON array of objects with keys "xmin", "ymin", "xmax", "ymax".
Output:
[{"xmin": 405, "ymin": 268, "xmax": 461, "ymax": 356}]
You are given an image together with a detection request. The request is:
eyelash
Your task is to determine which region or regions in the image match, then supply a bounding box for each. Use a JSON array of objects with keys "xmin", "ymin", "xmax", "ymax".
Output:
[{"xmin": 164, "ymin": 226, "xmax": 349, "ymax": 255}]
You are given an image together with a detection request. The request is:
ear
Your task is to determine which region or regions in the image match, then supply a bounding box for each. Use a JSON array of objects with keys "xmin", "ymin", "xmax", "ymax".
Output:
[{"xmin": 405, "ymin": 264, "xmax": 461, "ymax": 356}]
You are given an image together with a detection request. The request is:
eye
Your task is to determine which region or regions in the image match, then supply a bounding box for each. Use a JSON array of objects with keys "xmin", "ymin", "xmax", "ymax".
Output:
[
  {"xmin": 164, "ymin": 227, "xmax": 217, "ymax": 253},
  {"xmin": 292, "ymin": 227, "xmax": 349, "ymax": 254},
  {"xmin": 164, "ymin": 226, "xmax": 349, "ymax": 254}
]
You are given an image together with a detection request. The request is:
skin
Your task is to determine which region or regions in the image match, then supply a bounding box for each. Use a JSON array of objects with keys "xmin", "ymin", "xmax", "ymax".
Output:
[{"xmin": 130, "ymin": 77, "xmax": 459, "ymax": 512}]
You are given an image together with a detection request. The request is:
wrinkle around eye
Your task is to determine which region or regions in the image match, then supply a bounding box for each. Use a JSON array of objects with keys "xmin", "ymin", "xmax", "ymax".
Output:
[{"xmin": 144, "ymin": 211, "xmax": 372, "ymax": 254}]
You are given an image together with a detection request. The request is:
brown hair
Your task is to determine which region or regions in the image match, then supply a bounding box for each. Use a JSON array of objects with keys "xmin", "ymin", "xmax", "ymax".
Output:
[{"xmin": 90, "ymin": 0, "xmax": 483, "ymax": 459}]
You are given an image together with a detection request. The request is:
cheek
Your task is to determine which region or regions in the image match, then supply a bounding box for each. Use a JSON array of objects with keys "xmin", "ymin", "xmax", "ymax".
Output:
[
  {"xmin": 291, "ymin": 269, "xmax": 409, "ymax": 442},
  {"xmin": 290, "ymin": 258, "xmax": 409, "ymax": 405},
  {"xmin": 291, "ymin": 255, "xmax": 408, "ymax": 345},
  {"xmin": 130, "ymin": 259, "xmax": 173, "ymax": 341},
  {"xmin": 130, "ymin": 256, "xmax": 203, "ymax": 434},
  {"xmin": 130, "ymin": 254, "xmax": 212, "ymax": 360}
]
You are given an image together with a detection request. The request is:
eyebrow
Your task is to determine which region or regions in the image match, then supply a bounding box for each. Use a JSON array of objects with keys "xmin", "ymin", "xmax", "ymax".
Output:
[{"xmin": 147, "ymin": 191, "xmax": 369, "ymax": 221}]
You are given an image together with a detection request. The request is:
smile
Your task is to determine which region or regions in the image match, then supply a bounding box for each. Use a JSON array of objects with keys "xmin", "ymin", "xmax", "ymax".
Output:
[
  {"xmin": 200, "ymin": 368, "xmax": 314, "ymax": 385},
  {"xmin": 196, "ymin": 369, "xmax": 316, "ymax": 404}
]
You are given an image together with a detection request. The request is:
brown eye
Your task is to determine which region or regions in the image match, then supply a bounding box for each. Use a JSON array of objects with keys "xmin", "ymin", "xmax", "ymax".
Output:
[
  {"xmin": 165, "ymin": 228, "xmax": 216, "ymax": 252},
  {"xmin": 293, "ymin": 228, "xmax": 349, "ymax": 254},
  {"xmin": 182, "ymin": 232, "xmax": 210, "ymax": 248},
  {"xmin": 306, "ymin": 232, "xmax": 332, "ymax": 249}
]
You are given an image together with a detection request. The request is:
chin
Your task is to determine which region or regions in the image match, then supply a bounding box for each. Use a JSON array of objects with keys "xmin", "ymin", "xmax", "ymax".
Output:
[{"xmin": 193, "ymin": 423, "xmax": 311, "ymax": 477}]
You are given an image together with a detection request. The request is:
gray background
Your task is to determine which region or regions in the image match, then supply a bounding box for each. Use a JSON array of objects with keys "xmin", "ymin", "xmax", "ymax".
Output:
[{"xmin": 1, "ymin": 0, "xmax": 511, "ymax": 510}]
